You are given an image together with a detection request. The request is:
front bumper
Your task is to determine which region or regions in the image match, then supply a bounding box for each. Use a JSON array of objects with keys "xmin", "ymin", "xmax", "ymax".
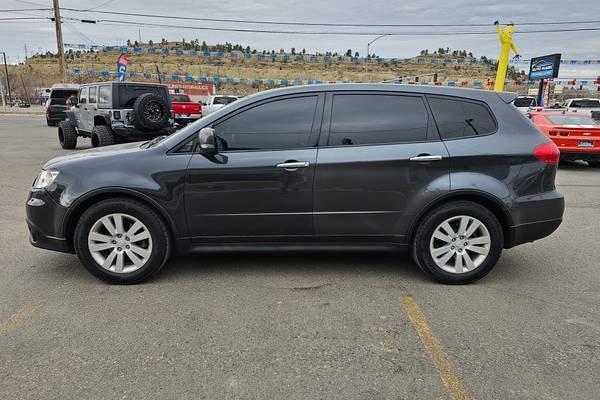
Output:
[
  {"xmin": 26, "ymin": 189, "xmax": 72, "ymax": 253},
  {"xmin": 504, "ymin": 190, "xmax": 564, "ymax": 248}
]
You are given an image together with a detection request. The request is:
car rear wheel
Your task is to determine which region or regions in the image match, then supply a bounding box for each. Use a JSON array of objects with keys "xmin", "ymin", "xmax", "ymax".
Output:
[
  {"xmin": 58, "ymin": 121, "xmax": 77, "ymax": 149},
  {"xmin": 132, "ymin": 93, "xmax": 170, "ymax": 132},
  {"xmin": 91, "ymin": 125, "xmax": 115, "ymax": 147},
  {"xmin": 411, "ymin": 201, "xmax": 503, "ymax": 284},
  {"xmin": 74, "ymin": 198, "xmax": 171, "ymax": 284}
]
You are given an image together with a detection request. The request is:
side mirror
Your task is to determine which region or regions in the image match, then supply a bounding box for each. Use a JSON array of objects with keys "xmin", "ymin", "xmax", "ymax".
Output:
[{"xmin": 197, "ymin": 127, "xmax": 217, "ymax": 155}]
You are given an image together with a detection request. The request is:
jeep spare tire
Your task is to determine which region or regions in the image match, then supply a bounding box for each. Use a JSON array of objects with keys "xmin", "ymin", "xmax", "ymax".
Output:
[{"xmin": 132, "ymin": 93, "xmax": 170, "ymax": 132}]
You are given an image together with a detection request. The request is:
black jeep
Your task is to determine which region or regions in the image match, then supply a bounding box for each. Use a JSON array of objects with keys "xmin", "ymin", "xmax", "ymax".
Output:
[{"xmin": 58, "ymin": 82, "xmax": 174, "ymax": 149}]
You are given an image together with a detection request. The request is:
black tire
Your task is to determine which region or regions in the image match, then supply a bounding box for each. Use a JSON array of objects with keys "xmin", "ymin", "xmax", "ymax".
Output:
[
  {"xmin": 411, "ymin": 201, "xmax": 504, "ymax": 284},
  {"xmin": 91, "ymin": 125, "xmax": 115, "ymax": 147},
  {"xmin": 58, "ymin": 121, "xmax": 77, "ymax": 149},
  {"xmin": 132, "ymin": 93, "xmax": 170, "ymax": 132},
  {"xmin": 74, "ymin": 198, "xmax": 172, "ymax": 284},
  {"xmin": 588, "ymin": 161, "xmax": 600, "ymax": 168}
]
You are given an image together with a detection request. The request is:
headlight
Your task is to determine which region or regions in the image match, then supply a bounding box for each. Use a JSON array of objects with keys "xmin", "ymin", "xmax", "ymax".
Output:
[{"xmin": 33, "ymin": 170, "xmax": 59, "ymax": 189}]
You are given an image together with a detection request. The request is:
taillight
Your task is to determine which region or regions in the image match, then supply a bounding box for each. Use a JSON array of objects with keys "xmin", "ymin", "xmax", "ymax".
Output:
[
  {"xmin": 558, "ymin": 131, "xmax": 569, "ymax": 136},
  {"xmin": 548, "ymin": 130, "xmax": 558, "ymax": 136},
  {"xmin": 534, "ymin": 142, "xmax": 560, "ymax": 164}
]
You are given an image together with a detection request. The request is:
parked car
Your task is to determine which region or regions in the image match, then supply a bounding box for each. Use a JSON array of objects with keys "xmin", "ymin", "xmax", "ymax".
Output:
[
  {"xmin": 27, "ymin": 84, "xmax": 564, "ymax": 284},
  {"xmin": 170, "ymin": 93, "xmax": 202, "ymax": 126},
  {"xmin": 45, "ymin": 83, "xmax": 79, "ymax": 126},
  {"xmin": 58, "ymin": 81, "xmax": 174, "ymax": 149},
  {"xmin": 529, "ymin": 109, "xmax": 600, "ymax": 167},
  {"xmin": 202, "ymin": 95, "xmax": 238, "ymax": 116},
  {"xmin": 562, "ymin": 98, "xmax": 600, "ymax": 120},
  {"xmin": 511, "ymin": 95, "xmax": 537, "ymax": 114}
]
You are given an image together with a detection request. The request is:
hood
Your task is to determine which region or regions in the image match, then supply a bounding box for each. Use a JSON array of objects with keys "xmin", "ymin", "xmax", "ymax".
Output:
[{"xmin": 43, "ymin": 142, "xmax": 146, "ymax": 169}]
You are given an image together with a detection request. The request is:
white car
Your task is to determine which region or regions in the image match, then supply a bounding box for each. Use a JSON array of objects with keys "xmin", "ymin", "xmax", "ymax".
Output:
[
  {"xmin": 563, "ymin": 98, "xmax": 600, "ymax": 120},
  {"xmin": 511, "ymin": 96, "xmax": 537, "ymax": 115},
  {"xmin": 202, "ymin": 95, "xmax": 239, "ymax": 116}
]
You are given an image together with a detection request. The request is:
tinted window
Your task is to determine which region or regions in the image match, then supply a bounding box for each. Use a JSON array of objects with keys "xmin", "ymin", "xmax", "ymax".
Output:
[
  {"xmin": 569, "ymin": 99, "xmax": 600, "ymax": 108},
  {"xmin": 214, "ymin": 96, "xmax": 318, "ymax": 151},
  {"xmin": 171, "ymin": 94, "xmax": 191, "ymax": 102},
  {"xmin": 546, "ymin": 115, "xmax": 598, "ymax": 125},
  {"xmin": 117, "ymin": 85, "xmax": 168, "ymax": 108},
  {"xmin": 88, "ymin": 86, "xmax": 97, "ymax": 104},
  {"xmin": 98, "ymin": 85, "xmax": 111, "ymax": 108},
  {"xmin": 329, "ymin": 94, "xmax": 429, "ymax": 146},
  {"xmin": 214, "ymin": 96, "xmax": 238, "ymax": 105},
  {"xmin": 513, "ymin": 97, "xmax": 536, "ymax": 107},
  {"xmin": 428, "ymin": 97, "xmax": 496, "ymax": 139}
]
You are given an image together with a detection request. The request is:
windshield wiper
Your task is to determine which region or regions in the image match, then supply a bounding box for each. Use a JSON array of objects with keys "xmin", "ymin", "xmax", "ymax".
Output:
[
  {"xmin": 142, "ymin": 135, "xmax": 167, "ymax": 149},
  {"xmin": 465, "ymin": 118, "xmax": 480, "ymax": 135}
]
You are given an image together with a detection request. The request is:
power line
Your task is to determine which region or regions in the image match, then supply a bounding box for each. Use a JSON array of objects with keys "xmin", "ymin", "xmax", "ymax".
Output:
[
  {"xmin": 82, "ymin": 0, "xmax": 117, "ymax": 12},
  {"xmin": 63, "ymin": 17, "xmax": 600, "ymax": 36},
  {"xmin": 0, "ymin": 8, "xmax": 52, "ymax": 12},
  {"xmin": 0, "ymin": 16, "xmax": 49, "ymax": 21},
  {"xmin": 60, "ymin": 8, "xmax": 600, "ymax": 28}
]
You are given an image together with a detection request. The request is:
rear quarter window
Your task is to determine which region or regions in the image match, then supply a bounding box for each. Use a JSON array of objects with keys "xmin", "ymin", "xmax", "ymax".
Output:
[{"xmin": 427, "ymin": 96, "xmax": 497, "ymax": 139}]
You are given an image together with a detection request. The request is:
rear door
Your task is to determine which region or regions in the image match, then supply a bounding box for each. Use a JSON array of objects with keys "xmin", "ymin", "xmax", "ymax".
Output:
[
  {"xmin": 77, "ymin": 86, "xmax": 89, "ymax": 131},
  {"xmin": 314, "ymin": 91, "xmax": 450, "ymax": 243}
]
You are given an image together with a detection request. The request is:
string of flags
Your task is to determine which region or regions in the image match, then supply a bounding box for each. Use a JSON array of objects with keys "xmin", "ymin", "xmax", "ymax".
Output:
[
  {"xmin": 63, "ymin": 43, "xmax": 490, "ymax": 65},
  {"xmin": 69, "ymin": 69, "xmax": 600, "ymax": 88}
]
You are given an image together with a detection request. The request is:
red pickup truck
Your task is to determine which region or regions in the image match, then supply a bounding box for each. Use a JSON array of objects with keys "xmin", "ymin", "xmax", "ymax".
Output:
[{"xmin": 170, "ymin": 94, "xmax": 202, "ymax": 126}]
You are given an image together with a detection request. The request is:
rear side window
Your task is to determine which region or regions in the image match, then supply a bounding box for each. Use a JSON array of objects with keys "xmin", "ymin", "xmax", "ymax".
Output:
[
  {"xmin": 428, "ymin": 96, "xmax": 496, "ymax": 139},
  {"xmin": 329, "ymin": 94, "xmax": 429, "ymax": 146},
  {"xmin": 213, "ymin": 95, "xmax": 318, "ymax": 151},
  {"xmin": 98, "ymin": 85, "xmax": 112, "ymax": 108}
]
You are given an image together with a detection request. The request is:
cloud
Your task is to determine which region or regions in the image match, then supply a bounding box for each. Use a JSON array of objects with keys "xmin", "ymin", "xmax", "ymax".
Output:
[{"xmin": 1, "ymin": 0, "xmax": 598, "ymax": 77}]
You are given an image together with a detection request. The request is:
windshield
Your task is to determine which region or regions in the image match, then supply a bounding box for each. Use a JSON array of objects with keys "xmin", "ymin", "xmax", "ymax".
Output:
[
  {"xmin": 546, "ymin": 115, "xmax": 599, "ymax": 125},
  {"xmin": 171, "ymin": 94, "xmax": 191, "ymax": 102},
  {"xmin": 513, "ymin": 97, "xmax": 536, "ymax": 107},
  {"xmin": 568, "ymin": 99, "xmax": 600, "ymax": 108}
]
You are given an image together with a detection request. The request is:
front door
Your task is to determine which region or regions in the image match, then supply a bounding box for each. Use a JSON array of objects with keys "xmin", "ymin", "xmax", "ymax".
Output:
[
  {"xmin": 314, "ymin": 92, "xmax": 450, "ymax": 243},
  {"xmin": 185, "ymin": 93, "xmax": 324, "ymax": 241}
]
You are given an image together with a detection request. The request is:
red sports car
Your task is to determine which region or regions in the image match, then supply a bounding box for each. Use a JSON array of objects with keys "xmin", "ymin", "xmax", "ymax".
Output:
[{"xmin": 529, "ymin": 110, "xmax": 600, "ymax": 167}]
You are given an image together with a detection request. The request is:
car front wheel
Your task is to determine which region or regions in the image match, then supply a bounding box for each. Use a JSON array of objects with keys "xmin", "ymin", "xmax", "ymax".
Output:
[
  {"xmin": 74, "ymin": 198, "xmax": 171, "ymax": 284},
  {"xmin": 411, "ymin": 201, "xmax": 503, "ymax": 284}
]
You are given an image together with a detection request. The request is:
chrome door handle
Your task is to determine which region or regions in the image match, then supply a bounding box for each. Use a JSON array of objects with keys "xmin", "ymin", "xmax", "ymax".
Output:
[
  {"xmin": 409, "ymin": 155, "xmax": 443, "ymax": 162},
  {"xmin": 276, "ymin": 161, "xmax": 310, "ymax": 170}
]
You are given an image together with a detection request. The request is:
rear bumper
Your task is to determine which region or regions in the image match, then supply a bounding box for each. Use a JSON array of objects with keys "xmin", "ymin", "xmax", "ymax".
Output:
[
  {"xmin": 505, "ymin": 190, "xmax": 564, "ymax": 248},
  {"xmin": 559, "ymin": 151, "xmax": 600, "ymax": 162},
  {"xmin": 26, "ymin": 189, "xmax": 72, "ymax": 253}
]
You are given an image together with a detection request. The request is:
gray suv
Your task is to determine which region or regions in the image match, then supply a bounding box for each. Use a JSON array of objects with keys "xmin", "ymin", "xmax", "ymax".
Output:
[
  {"xmin": 58, "ymin": 82, "xmax": 174, "ymax": 149},
  {"xmin": 26, "ymin": 84, "xmax": 564, "ymax": 284}
]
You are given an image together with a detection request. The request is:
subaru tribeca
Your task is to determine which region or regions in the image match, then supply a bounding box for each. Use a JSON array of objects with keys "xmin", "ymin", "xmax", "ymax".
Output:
[{"xmin": 26, "ymin": 84, "xmax": 564, "ymax": 284}]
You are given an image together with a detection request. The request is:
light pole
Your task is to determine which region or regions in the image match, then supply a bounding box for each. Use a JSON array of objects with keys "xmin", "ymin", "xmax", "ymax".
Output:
[
  {"xmin": 1, "ymin": 52, "xmax": 12, "ymax": 106},
  {"xmin": 364, "ymin": 34, "xmax": 390, "ymax": 82}
]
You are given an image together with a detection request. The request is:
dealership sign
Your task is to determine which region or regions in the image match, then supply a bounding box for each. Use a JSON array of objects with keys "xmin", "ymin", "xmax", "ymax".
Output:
[{"xmin": 529, "ymin": 54, "xmax": 561, "ymax": 80}]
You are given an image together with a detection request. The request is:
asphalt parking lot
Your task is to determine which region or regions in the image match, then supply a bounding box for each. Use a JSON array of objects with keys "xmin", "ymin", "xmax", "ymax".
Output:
[{"xmin": 1, "ymin": 115, "xmax": 599, "ymax": 400}]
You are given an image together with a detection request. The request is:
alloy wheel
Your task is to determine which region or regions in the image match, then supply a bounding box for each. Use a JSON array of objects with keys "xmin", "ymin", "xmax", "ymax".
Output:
[
  {"xmin": 429, "ymin": 215, "xmax": 491, "ymax": 274},
  {"xmin": 87, "ymin": 213, "xmax": 153, "ymax": 274}
]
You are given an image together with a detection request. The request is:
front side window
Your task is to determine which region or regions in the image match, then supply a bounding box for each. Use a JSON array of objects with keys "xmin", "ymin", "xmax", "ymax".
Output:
[
  {"xmin": 428, "ymin": 96, "xmax": 496, "ymax": 139},
  {"xmin": 213, "ymin": 96, "xmax": 318, "ymax": 151},
  {"xmin": 79, "ymin": 87, "xmax": 88, "ymax": 104},
  {"xmin": 98, "ymin": 85, "xmax": 112, "ymax": 108},
  {"xmin": 88, "ymin": 86, "xmax": 97, "ymax": 104},
  {"xmin": 329, "ymin": 94, "xmax": 429, "ymax": 146}
]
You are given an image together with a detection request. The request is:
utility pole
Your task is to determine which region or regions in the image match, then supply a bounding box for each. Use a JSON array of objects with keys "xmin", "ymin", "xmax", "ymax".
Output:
[
  {"xmin": 52, "ymin": 0, "xmax": 66, "ymax": 80},
  {"xmin": 2, "ymin": 52, "xmax": 12, "ymax": 106}
]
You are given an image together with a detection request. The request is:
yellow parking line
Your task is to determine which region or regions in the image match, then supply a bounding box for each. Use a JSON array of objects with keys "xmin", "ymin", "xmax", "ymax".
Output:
[
  {"xmin": 401, "ymin": 296, "xmax": 472, "ymax": 400},
  {"xmin": 0, "ymin": 301, "xmax": 44, "ymax": 335}
]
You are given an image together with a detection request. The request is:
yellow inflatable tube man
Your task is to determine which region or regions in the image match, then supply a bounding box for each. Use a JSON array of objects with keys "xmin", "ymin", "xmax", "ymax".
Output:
[{"xmin": 494, "ymin": 20, "xmax": 520, "ymax": 92}]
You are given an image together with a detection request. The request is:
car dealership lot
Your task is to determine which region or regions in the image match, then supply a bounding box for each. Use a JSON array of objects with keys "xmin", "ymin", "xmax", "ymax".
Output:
[{"xmin": 1, "ymin": 116, "xmax": 599, "ymax": 399}]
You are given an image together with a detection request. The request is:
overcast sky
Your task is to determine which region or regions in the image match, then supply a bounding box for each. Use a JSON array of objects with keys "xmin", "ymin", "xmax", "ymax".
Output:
[{"xmin": 1, "ymin": 0, "xmax": 599, "ymax": 77}]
